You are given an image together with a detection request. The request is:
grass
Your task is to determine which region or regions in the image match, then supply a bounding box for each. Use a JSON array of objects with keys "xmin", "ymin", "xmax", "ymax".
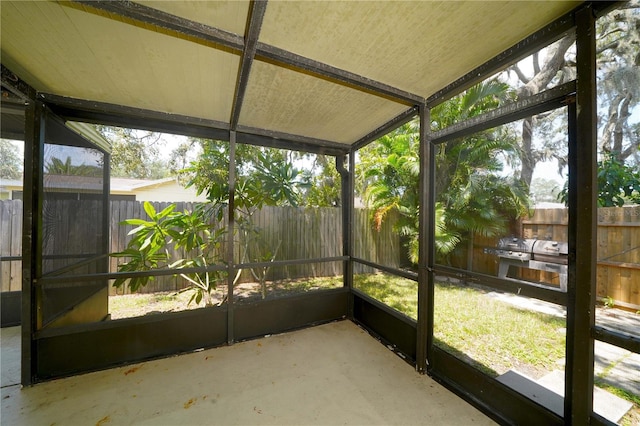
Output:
[
  {"xmin": 353, "ymin": 274, "xmax": 566, "ymax": 377},
  {"xmin": 109, "ymin": 291, "xmax": 198, "ymax": 319}
]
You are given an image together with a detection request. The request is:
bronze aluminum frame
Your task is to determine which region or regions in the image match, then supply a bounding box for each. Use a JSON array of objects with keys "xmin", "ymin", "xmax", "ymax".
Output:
[
  {"xmin": 565, "ymin": 6, "xmax": 597, "ymax": 423},
  {"xmin": 346, "ymin": 3, "xmax": 630, "ymax": 424},
  {"xmin": 229, "ymin": 1, "xmax": 267, "ymax": 130},
  {"xmin": 41, "ymin": 93, "xmax": 349, "ymax": 157},
  {"xmin": 3, "ymin": 2, "xmax": 633, "ymax": 424},
  {"xmin": 21, "ymin": 98, "xmax": 44, "ymax": 385}
]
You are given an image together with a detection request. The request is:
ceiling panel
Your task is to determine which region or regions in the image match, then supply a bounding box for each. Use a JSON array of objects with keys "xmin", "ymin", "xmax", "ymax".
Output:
[
  {"xmin": 239, "ymin": 61, "xmax": 408, "ymax": 144},
  {"xmin": 1, "ymin": 1, "xmax": 239, "ymax": 123},
  {"xmin": 1, "ymin": 1, "xmax": 582, "ymax": 148},
  {"xmin": 259, "ymin": 1, "xmax": 580, "ymax": 98},
  {"xmin": 136, "ymin": 0, "xmax": 250, "ymax": 36}
]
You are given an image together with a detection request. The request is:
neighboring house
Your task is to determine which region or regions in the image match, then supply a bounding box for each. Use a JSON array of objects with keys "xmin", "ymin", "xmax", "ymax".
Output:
[
  {"xmin": 110, "ymin": 177, "xmax": 208, "ymax": 202},
  {"xmin": 0, "ymin": 178, "xmax": 21, "ymax": 200},
  {"xmin": 0, "ymin": 176, "xmax": 207, "ymax": 202}
]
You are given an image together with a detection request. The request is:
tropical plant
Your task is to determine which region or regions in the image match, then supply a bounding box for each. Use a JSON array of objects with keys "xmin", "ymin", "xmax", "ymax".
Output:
[
  {"xmin": 359, "ymin": 80, "xmax": 529, "ymax": 264},
  {"xmin": 45, "ymin": 156, "xmax": 103, "ymax": 177},
  {"xmin": 558, "ymin": 152, "xmax": 640, "ymax": 207},
  {"xmin": 183, "ymin": 141, "xmax": 310, "ymax": 298},
  {"xmin": 112, "ymin": 201, "xmax": 226, "ymax": 306}
]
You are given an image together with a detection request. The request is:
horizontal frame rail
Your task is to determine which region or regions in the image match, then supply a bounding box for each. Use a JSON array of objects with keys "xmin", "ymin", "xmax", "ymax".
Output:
[
  {"xmin": 426, "ymin": 11, "xmax": 575, "ymax": 107},
  {"xmin": 236, "ymin": 256, "xmax": 348, "ymax": 270},
  {"xmin": 352, "ymin": 257, "xmax": 418, "ymax": 281},
  {"xmin": 432, "ymin": 81, "xmax": 576, "ymax": 145},
  {"xmin": 593, "ymin": 325, "xmax": 640, "ymax": 354},
  {"xmin": 42, "ymin": 254, "xmax": 108, "ymax": 277},
  {"xmin": 36, "ymin": 264, "xmax": 230, "ymax": 288},
  {"xmin": 42, "ymin": 94, "xmax": 349, "ymax": 156},
  {"xmin": 37, "ymin": 256, "xmax": 349, "ymax": 288},
  {"xmin": 433, "ymin": 265, "xmax": 568, "ymax": 306},
  {"xmin": 351, "ymin": 107, "xmax": 419, "ymax": 152}
]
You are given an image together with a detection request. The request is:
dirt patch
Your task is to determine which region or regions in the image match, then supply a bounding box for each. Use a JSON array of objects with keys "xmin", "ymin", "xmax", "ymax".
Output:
[{"xmin": 109, "ymin": 277, "xmax": 341, "ymax": 320}]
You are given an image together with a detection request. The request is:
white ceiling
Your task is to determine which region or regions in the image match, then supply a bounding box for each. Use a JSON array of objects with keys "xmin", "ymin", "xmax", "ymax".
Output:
[{"xmin": 1, "ymin": 1, "xmax": 581, "ymax": 147}]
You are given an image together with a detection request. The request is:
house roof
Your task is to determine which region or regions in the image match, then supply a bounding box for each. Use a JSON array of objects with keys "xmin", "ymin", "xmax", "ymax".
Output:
[
  {"xmin": 0, "ymin": 176, "xmax": 178, "ymax": 193},
  {"xmin": 1, "ymin": 1, "xmax": 582, "ymax": 153},
  {"xmin": 110, "ymin": 177, "xmax": 176, "ymax": 192}
]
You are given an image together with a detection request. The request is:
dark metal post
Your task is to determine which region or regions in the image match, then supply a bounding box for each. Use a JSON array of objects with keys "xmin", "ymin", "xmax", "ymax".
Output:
[
  {"xmin": 102, "ymin": 154, "xmax": 111, "ymax": 277},
  {"xmin": 337, "ymin": 154, "xmax": 354, "ymax": 318},
  {"xmin": 227, "ymin": 131, "xmax": 237, "ymax": 344},
  {"xmin": 417, "ymin": 104, "xmax": 434, "ymax": 373},
  {"xmin": 565, "ymin": 5, "xmax": 597, "ymax": 424},
  {"xmin": 22, "ymin": 99, "xmax": 45, "ymax": 385}
]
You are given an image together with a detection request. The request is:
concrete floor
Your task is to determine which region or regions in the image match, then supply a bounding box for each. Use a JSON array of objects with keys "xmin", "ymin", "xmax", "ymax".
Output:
[{"xmin": 1, "ymin": 321, "xmax": 495, "ymax": 425}]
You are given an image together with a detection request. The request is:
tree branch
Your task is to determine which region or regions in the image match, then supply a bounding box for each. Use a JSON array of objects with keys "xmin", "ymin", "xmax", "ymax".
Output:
[
  {"xmin": 533, "ymin": 52, "xmax": 541, "ymax": 75},
  {"xmin": 511, "ymin": 65, "xmax": 530, "ymax": 85},
  {"xmin": 518, "ymin": 34, "xmax": 575, "ymax": 98}
]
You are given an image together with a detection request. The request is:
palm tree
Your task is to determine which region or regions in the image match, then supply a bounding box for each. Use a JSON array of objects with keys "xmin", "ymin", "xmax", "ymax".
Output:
[{"xmin": 359, "ymin": 80, "xmax": 529, "ymax": 264}]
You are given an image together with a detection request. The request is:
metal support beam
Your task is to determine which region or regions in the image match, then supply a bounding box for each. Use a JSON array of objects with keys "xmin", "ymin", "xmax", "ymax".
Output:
[
  {"xmin": 352, "ymin": 258, "xmax": 417, "ymax": 282},
  {"xmin": 1, "ymin": 64, "xmax": 34, "ymax": 102},
  {"xmin": 235, "ymin": 125, "xmax": 348, "ymax": 155},
  {"xmin": 229, "ymin": 0, "xmax": 267, "ymax": 130},
  {"xmin": 69, "ymin": 0, "xmax": 244, "ymax": 52},
  {"xmin": 254, "ymin": 43, "xmax": 422, "ymax": 105},
  {"xmin": 426, "ymin": 2, "xmax": 621, "ymax": 109},
  {"xmin": 351, "ymin": 107, "xmax": 418, "ymax": 151},
  {"xmin": 337, "ymin": 154, "xmax": 354, "ymax": 318},
  {"xmin": 40, "ymin": 93, "xmax": 349, "ymax": 156},
  {"xmin": 22, "ymin": 99, "xmax": 45, "ymax": 386},
  {"xmin": 431, "ymin": 81, "xmax": 576, "ymax": 145},
  {"xmin": 416, "ymin": 104, "xmax": 434, "ymax": 374},
  {"xmin": 40, "ymin": 93, "xmax": 230, "ymax": 140},
  {"xmin": 565, "ymin": 5, "xmax": 597, "ymax": 424},
  {"xmin": 227, "ymin": 131, "xmax": 237, "ymax": 345}
]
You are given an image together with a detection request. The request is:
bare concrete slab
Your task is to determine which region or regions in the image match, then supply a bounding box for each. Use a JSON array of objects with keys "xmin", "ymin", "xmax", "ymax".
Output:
[
  {"xmin": 536, "ymin": 370, "xmax": 632, "ymax": 424},
  {"xmin": 1, "ymin": 321, "xmax": 495, "ymax": 425},
  {"xmin": 497, "ymin": 369, "xmax": 633, "ymax": 423},
  {"xmin": 0, "ymin": 326, "xmax": 20, "ymax": 388},
  {"xmin": 495, "ymin": 370, "xmax": 564, "ymax": 416}
]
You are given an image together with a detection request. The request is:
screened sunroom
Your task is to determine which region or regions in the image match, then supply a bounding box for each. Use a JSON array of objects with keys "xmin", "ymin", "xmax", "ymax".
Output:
[{"xmin": 1, "ymin": 1, "xmax": 639, "ymax": 425}]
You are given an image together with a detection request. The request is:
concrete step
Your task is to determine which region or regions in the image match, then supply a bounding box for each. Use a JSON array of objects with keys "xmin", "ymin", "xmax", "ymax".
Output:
[{"xmin": 497, "ymin": 369, "xmax": 632, "ymax": 423}]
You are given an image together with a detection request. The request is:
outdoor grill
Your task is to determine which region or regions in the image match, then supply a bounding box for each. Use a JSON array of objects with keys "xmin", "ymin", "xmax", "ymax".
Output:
[{"xmin": 489, "ymin": 237, "xmax": 568, "ymax": 291}]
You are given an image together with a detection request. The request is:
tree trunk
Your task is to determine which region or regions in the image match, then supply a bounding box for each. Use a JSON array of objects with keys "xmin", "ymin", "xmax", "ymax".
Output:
[
  {"xmin": 520, "ymin": 117, "xmax": 536, "ymax": 190},
  {"xmin": 513, "ymin": 34, "xmax": 576, "ymax": 189}
]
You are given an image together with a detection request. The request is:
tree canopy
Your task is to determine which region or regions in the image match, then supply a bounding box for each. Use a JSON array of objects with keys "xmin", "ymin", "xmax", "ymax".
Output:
[
  {"xmin": 0, "ymin": 139, "xmax": 22, "ymax": 179},
  {"xmin": 359, "ymin": 80, "xmax": 529, "ymax": 264}
]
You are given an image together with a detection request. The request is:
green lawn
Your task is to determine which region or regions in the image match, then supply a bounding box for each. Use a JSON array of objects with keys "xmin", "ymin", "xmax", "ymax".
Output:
[
  {"xmin": 354, "ymin": 273, "xmax": 565, "ymax": 377},
  {"xmin": 353, "ymin": 272, "xmax": 639, "ymax": 423}
]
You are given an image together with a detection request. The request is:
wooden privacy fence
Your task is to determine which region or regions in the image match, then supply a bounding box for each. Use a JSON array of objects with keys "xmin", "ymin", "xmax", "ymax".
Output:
[
  {"xmin": 0, "ymin": 200, "xmax": 401, "ymax": 295},
  {"xmin": 0, "ymin": 200, "xmax": 22, "ymax": 292},
  {"xmin": 525, "ymin": 206, "xmax": 640, "ymax": 310},
  {"xmin": 467, "ymin": 206, "xmax": 640, "ymax": 310},
  {"xmin": 5, "ymin": 199, "xmax": 635, "ymax": 306}
]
